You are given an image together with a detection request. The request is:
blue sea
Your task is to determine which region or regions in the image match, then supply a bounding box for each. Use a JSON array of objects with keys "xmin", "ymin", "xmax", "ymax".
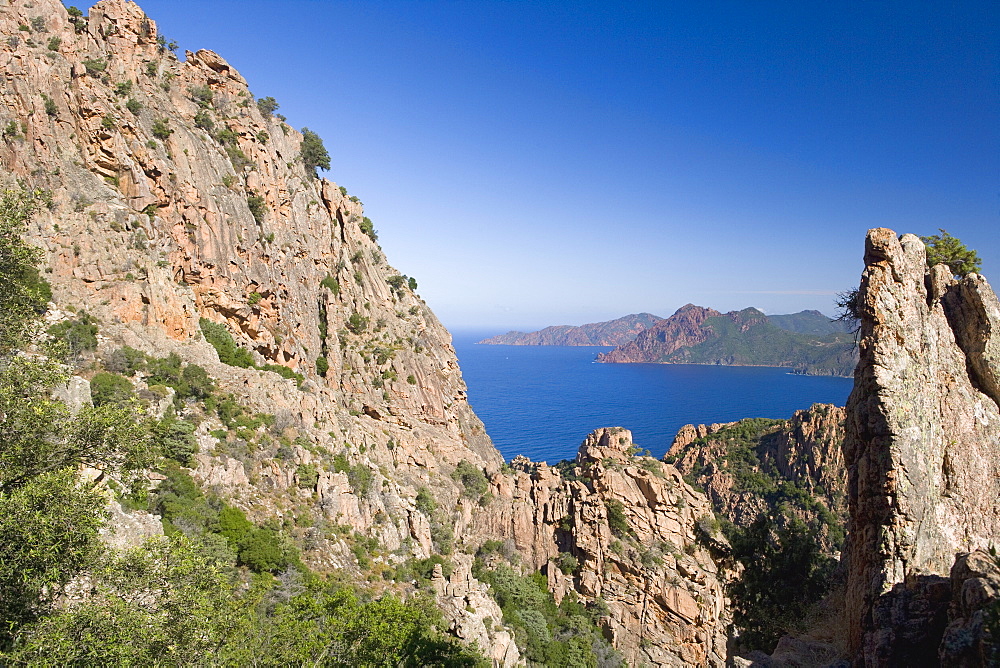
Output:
[{"xmin": 452, "ymin": 331, "xmax": 854, "ymax": 464}]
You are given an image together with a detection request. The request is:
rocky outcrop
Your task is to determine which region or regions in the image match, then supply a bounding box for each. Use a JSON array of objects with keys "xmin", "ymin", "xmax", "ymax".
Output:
[
  {"xmin": 478, "ymin": 313, "xmax": 663, "ymax": 346},
  {"xmin": 483, "ymin": 427, "xmax": 731, "ymax": 667},
  {"xmin": 667, "ymin": 404, "xmax": 847, "ymax": 543},
  {"xmin": 598, "ymin": 305, "xmax": 857, "ymax": 376},
  {"xmin": 844, "ymin": 228, "xmax": 1000, "ymax": 664},
  {"xmin": 431, "ymin": 555, "xmax": 521, "ymax": 668}
]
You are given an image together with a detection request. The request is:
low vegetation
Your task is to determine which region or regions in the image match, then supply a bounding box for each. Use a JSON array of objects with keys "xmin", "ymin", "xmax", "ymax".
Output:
[{"xmin": 473, "ymin": 559, "xmax": 623, "ymax": 667}]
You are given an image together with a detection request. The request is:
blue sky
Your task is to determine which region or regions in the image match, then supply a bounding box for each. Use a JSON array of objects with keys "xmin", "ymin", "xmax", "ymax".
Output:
[{"xmin": 120, "ymin": 0, "xmax": 998, "ymax": 331}]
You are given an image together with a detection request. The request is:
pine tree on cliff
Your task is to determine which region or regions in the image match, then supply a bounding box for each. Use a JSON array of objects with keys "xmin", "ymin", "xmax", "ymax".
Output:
[
  {"xmin": 920, "ymin": 228, "xmax": 982, "ymax": 278},
  {"xmin": 300, "ymin": 128, "xmax": 330, "ymax": 177}
]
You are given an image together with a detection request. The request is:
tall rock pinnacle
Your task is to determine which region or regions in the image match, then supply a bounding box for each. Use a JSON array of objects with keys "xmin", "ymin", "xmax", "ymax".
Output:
[{"xmin": 844, "ymin": 228, "xmax": 1000, "ymax": 661}]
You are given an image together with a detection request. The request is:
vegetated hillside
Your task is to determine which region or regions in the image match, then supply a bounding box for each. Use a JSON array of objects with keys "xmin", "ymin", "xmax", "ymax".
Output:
[
  {"xmin": 0, "ymin": 0, "xmax": 732, "ymax": 664},
  {"xmin": 665, "ymin": 405, "xmax": 848, "ymax": 654},
  {"xmin": 598, "ymin": 305, "xmax": 858, "ymax": 376},
  {"xmin": 478, "ymin": 312, "xmax": 662, "ymax": 346},
  {"xmin": 766, "ymin": 309, "xmax": 851, "ymax": 335}
]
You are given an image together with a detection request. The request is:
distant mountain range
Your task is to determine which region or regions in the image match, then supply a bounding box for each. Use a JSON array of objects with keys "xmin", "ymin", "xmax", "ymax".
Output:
[
  {"xmin": 477, "ymin": 313, "xmax": 662, "ymax": 346},
  {"xmin": 480, "ymin": 306, "xmax": 858, "ymax": 376}
]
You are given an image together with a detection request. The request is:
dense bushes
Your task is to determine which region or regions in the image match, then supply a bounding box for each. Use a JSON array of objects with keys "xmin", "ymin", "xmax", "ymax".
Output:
[
  {"xmin": 473, "ymin": 561, "xmax": 622, "ymax": 667},
  {"xmin": 200, "ymin": 318, "xmax": 254, "ymax": 368},
  {"xmin": 727, "ymin": 515, "xmax": 837, "ymax": 651},
  {"xmin": 47, "ymin": 312, "xmax": 97, "ymax": 358},
  {"xmin": 7, "ymin": 535, "xmax": 486, "ymax": 666},
  {"xmin": 452, "ymin": 460, "xmax": 490, "ymax": 503},
  {"xmin": 90, "ymin": 372, "xmax": 134, "ymax": 406}
]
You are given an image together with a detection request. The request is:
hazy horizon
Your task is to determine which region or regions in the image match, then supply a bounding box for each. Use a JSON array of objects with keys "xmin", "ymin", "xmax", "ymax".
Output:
[{"xmin": 122, "ymin": 0, "xmax": 998, "ymax": 330}]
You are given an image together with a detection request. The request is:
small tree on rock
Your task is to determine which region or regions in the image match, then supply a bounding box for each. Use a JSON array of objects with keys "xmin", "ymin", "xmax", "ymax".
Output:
[
  {"xmin": 920, "ymin": 229, "xmax": 981, "ymax": 278},
  {"xmin": 300, "ymin": 128, "xmax": 330, "ymax": 177}
]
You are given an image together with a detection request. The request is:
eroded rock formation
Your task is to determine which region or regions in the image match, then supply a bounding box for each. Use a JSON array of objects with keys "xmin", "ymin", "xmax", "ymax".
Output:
[{"xmin": 483, "ymin": 427, "xmax": 732, "ymax": 667}]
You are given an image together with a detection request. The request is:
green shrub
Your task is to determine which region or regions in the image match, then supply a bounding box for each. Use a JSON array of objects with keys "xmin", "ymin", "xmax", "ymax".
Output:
[
  {"xmin": 247, "ymin": 195, "xmax": 266, "ymax": 224},
  {"xmin": 315, "ymin": 356, "xmax": 329, "ymax": 376},
  {"xmin": 82, "ymin": 58, "xmax": 106, "ymax": 76},
  {"xmin": 154, "ymin": 417, "xmax": 198, "ymax": 465},
  {"xmin": 256, "ymin": 96, "xmax": 279, "ymax": 116},
  {"xmin": 259, "ymin": 363, "xmax": 303, "ymax": 386},
  {"xmin": 296, "ymin": 463, "xmax": 319, "ymax": 489},
  {"xmin": 300, "ymin": 127, "xmax": 330, "ymax": 176},
  {"xmin": 359, "ymin": 216, "xmax": 377, "ymax": 241},
  {"xmin": 555, "ymin": 552, "xmax": 578, "ymax": 575},
  {"xmin": 247, "ymin": 291, "xmax": 262, "ymax": 306},
  {"xmin": 151, "ymin": 118, "xmax": 172, "ymax": 140},
  {"xmin": 407, "ymin": 276, "xmax": 418, "ymax": 291},
  {"xmin": 193, "ymin": 109, "xmax": 213, "ymax": 131},
  {"xmin": 47, "ymin": 312, "xmax": 98, "ymax": 358},
  {"xmin": 46, "ymin": 36, "xmax": 60, "ymax": 51},
  {"xmin": 452, "ymin": 460, "xmax": 489, "ymax": 500},
  {"xmin": 90, "ymin": 371, "xmax": 134, "ymax": 406},
  {"xmin": 415, "ymin": 487, "xmax": 436, "ymax": 515},
  {"xmin": 180, "ymin": 363, "xmax": 214, "ymax": 399},
  {"xmin": 346, "ymin": 312, "xmax": 368, "ymax": 335},
  {"xmin": 41, "ymin": 94, "xmax": 57, "ymax": 117},
  {"xmin": 199, "ymin": 318, "xmax": 254, "ymax": 368},
  {"xmin": 320, "ymin": 275, "xmax": 340, "ymax": 295},
  {"xmin": 605, "ymin": 499, "xmax": 631, "ymax": 537},
  {"xmin": 188, "ymin": 85, "xmax": 213, "ymax": 108},
  {"xmin": 217, "ymin": 505, "xmax": 253, "ymax": 544},
  {"xmin": 406, "ymin": 374, "xmax": 417, "ymax": 385}
]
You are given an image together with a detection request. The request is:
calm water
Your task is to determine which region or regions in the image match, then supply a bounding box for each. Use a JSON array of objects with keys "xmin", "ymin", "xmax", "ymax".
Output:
[{"xmin": 452, "ymin": 331, "xmax": 854, "ymax": 463}]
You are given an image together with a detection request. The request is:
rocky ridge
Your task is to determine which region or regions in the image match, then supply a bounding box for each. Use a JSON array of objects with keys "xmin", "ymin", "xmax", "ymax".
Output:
[
  {"xmin": 667, "ymin": 404, "xmax": 848, "ymax": 546},
  {"xmin": 483, "ymin": 428, "xmax": 732, "ymax": 667}
]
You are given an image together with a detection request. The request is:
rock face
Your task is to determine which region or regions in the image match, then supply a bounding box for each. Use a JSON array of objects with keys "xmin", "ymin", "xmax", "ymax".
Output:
[
  {"xmin": 478, "ymin": 313, "xmax": 663, "ymax": 346},
  {"xmin": 0, "ymin": 0, "xmax": 512, "ymax": 657},
  {"xmin": 483, "ymin": 427, "xmax": 732, "ymax": 667},
  {"xmin": 597, "ymin": 305, "xmax": 857, "ymax": 376},
  {"xmin": 431, "ymin": 555, "xmax": 521, "ymax": 668},
  {"xmin": 844, "ymin": 228, "xmax": 1000, "ymax": 663}
]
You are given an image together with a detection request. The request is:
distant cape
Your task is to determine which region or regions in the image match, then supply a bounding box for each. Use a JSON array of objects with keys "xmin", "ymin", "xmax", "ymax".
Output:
[
  {"xmin": 596, "ymin": 305, "xmax": 857, "ymax": 376},
  {"xmin": 477, "ymin": 313, "xmax": 663, "ymax": 346}
]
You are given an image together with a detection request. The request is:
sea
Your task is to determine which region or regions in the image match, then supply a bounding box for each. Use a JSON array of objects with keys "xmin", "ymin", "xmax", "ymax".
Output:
[{"xmin": 451, "ymin": 331, "xmax": 854, "ymax": 464}]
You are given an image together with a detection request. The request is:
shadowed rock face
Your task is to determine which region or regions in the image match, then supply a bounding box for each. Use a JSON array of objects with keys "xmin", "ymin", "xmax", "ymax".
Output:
[{"xmin": 844, "ymin": 228, "xmax": 1000, "ymax": 662}]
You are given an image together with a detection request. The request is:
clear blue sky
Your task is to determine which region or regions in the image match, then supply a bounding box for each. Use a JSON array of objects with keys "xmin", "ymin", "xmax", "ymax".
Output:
[{"xmin": 116, "ymin": 0, "xmax": 998, "ymax": 331}]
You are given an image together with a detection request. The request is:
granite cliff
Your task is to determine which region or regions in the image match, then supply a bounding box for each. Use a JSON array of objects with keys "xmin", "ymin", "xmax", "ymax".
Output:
[
  {"xmin": 478, "ymin": 313, "xmax": 662, "ymax": 346},
  {"xmin": 0, "ymin": 1, "xmax": 734, "ymax": 664},
  {"xmin": 598, "ymin": 304, "xmax": 858, "ymax": 376}
]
